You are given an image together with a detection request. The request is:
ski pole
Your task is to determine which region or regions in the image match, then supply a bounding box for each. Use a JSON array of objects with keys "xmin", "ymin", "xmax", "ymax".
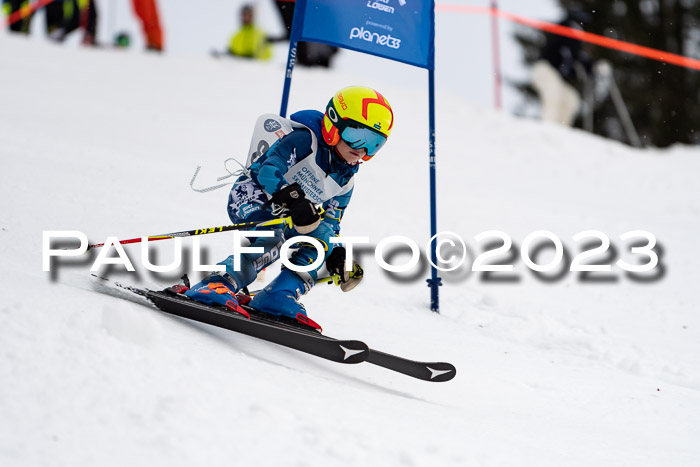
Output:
[
  {"xmin": 317, "ymin": 262, "xmax": 364, "ymax": 286},
  {"xmin": 317, "ymin": 275, "xmax": 341, "ymax": 286},
  {"xmin": 87, "ymin": 217, "xmax": 292, "ymax": 250},
  {"xmin": 87, "ymin": 204, "xmax": 327, "ymax": 250}
]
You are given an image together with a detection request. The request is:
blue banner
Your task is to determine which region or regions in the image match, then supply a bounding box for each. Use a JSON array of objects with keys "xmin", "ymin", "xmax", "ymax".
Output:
[{"xmin": 296, "ymin": 0, "xmax": 435, "ymax": 70}]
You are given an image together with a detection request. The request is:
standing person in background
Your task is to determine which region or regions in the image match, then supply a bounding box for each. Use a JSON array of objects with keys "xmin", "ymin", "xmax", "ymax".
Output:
[
  {"xmin": 531, "ymin": 12, "xmax": 593, "ymax": 126},
  {"xmin": 270, "ymin": 0, "xmax": 292, "ymax": 41},
  {"xmin": 3, "ymin": 0, "xmax": 31, "ymax": 33},
  {"xmin": 227, "ymin": 4, "xmax": 271, "ymax": 60},
  {"xmin": 48, "ymin": 0, "xmax": 98, "ymax": 46},
  {"xmin": 44, "ymin": 1, "xmax": 64, "ymax": 37},
  {"xmin": 2, "ymin": 0, "xmax": 95, "ymax": 45},
  {"xmin": 269, "ymin": 0, "xmax": 338, "ymax": 68},
  {"xmin": 131, "ymin": 0, "xmax": 163, "ymax": 52}
]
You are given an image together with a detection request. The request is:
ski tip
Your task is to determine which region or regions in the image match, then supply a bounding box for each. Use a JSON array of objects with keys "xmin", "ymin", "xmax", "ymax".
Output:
[{"xmin": 425, "ymin": 363, "xmax": 457, "ymax": 382}]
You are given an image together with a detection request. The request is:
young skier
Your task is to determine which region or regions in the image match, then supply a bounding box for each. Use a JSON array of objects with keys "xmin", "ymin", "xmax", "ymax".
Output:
[{"xmin": 184, "ymin": 86, "xmax": 394, "ymax": 323}]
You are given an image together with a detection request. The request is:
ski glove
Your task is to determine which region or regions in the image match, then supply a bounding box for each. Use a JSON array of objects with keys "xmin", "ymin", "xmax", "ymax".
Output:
[
  {"xmin": 268, "ymin": 183, "xmax": 321, "ymax": 234},
  {"xmin": 326, "ymin": 247, "xmax": 364, "ymax": 292}
]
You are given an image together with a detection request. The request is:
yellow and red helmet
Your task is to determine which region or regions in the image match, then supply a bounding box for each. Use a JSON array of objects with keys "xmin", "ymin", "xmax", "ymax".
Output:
[{"xmin": 322, "ymin": 86, "xmax": 393, "ymax": 161}]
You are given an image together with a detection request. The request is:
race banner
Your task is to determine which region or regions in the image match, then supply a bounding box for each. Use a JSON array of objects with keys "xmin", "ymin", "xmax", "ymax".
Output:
[{"xmin": 295, "ymin": 0, "xmax": 435, "ymax": 70}]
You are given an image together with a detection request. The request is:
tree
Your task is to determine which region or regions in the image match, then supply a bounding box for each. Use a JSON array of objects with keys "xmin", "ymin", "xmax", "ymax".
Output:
[{"xmin": 513, "ymin": 0, "xmax": 700, "ymax": 147}]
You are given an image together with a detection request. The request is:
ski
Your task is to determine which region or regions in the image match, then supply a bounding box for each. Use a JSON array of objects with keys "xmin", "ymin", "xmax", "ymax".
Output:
[
  {"xmin": 238, "ymin": 295, "xmax": 456, "ymax": 381},
  {"xmin": 93, "ymin": 276, "xmax": 456, "ymax": 381},
  {"xmin": 94, "ymin": 278, "xmax": 368, "ymax": 364},
  {"xmin": 151, "ymin": 289, "xmax": 369, "ymax": 364}
]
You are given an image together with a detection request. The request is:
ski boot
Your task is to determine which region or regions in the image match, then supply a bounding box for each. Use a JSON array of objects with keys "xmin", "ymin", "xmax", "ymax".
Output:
[
  {"xmin": 250, "ymin": 269, "xmax": 322, "ymax": 331},
  {"xmin": 184, "ymin": 274, "xmax": 249, "ymax": 318}
]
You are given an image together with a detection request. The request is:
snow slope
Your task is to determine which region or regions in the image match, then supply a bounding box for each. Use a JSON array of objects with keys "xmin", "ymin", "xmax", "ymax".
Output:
[{"xmin": 1, "ymin": 35, "xmax": 700, "ymax": 467}]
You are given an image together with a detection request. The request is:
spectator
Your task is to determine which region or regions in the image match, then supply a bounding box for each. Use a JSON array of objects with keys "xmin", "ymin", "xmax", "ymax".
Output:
[
  {"xmin": 227, "ymin": 4, "xmax": 271, "ymax": 60},
  {"xmin": 48, "ymin": 0, "xmax": 98, "ymax": 46},
  {"xmin": 270, "ymin": 0, "xmax": 338, "ymax": 68},
  {"xmin": 131, "ymin": 0, "xmax": 163, "ymax": 51},
  {"xmin": 3, "ymin": 0, "xmax": 31, "ymax": 33},
  {"xmin": 44, "ymin": 1, "xmax": 64, "ymax": 36},
  {"xmin": 2, "ymin": 0, "xmax": 95, "ymax": 45}
]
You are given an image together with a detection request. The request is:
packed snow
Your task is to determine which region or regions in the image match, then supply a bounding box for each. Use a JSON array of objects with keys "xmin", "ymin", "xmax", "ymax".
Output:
[{"xmin": 2, "ymin": 31, "xmax": 700, "ymax": 467}]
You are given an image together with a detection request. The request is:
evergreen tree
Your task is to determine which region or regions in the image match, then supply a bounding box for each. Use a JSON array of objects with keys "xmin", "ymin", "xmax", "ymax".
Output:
[{"xmin": 513, "ymin": 0, "xmax": 700, "ymax": 147}]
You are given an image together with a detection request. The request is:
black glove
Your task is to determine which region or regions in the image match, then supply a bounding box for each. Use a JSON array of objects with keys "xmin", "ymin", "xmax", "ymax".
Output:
[
  {"xmin": 326, "ymin": 247, "xmax": 363, "ymax": 292},
  {"xmin": 268, "ymin": 183, "xmax": 321, "ymax": 234}
]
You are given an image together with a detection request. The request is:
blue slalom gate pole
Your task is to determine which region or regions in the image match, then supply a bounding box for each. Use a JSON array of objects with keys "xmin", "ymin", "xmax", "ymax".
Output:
[
  {"xmin": 279, "ymin": 42, "xmax": 295, "ymax": 118},
  {"xmin": 279, "ymin": 0, "xmax": 308, "ymax": 117},
  {"xmin": 427, "ymin": 68, "xmax": 442, "ymax": 312}
]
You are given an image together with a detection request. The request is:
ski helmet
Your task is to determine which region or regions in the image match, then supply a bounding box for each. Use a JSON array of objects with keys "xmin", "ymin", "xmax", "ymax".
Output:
[{"xmin": 322, "ymin": 86, "xmax": 393, "ymax": 161}]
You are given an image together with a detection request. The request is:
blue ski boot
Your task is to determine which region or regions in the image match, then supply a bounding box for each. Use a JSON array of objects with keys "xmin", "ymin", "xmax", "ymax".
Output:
[
  {"xmin": 184, "ymin": 274, "xmax": 248, "ymax": 317},
  {"xmin": 250, "ymin": 269, "xmax": 321, "ymax": 330}
]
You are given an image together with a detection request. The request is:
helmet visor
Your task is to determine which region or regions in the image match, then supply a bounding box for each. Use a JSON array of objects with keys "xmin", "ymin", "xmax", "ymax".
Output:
[{"xmin": 340, "ymin": 124, "xmax": 387, "ymax": 157}]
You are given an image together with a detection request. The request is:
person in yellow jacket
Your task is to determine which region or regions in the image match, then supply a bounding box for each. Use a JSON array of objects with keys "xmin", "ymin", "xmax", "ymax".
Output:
[{"xmin": 227, "ymin": 4, "xmax": 271, "ymax": 60}]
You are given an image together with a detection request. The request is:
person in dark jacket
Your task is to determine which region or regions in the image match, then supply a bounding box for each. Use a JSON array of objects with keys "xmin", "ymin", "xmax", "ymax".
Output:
[{"xmin": 269, "ymin": 0, "xmax": 339, "ymax": 67}]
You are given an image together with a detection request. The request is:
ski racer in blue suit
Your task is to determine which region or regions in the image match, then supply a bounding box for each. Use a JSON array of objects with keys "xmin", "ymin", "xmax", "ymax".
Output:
[{"xmin": 185, "ymin": 86, "xmax": 394, "ymax": 325}]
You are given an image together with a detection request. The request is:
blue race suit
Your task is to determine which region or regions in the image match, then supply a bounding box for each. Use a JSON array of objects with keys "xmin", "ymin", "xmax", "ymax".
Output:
[{"xmin": 221, "ymin": 110, "xmax": 358, "ymax": 294}]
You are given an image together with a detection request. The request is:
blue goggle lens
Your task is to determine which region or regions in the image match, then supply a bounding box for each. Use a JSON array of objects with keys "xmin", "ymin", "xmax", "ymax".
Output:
[{"xmin": 340, "ymin": 125, "xmax": 387, "ymax": 156}]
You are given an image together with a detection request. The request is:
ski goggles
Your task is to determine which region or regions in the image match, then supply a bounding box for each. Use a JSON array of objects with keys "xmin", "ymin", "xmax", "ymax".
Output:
[{"xmin": 340, "ymin": 123, "xmax": 388, "ymax": 158}]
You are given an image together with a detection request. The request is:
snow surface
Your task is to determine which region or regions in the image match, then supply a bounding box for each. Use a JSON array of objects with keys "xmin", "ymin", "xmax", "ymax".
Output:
[{"xmin": 2, "ymin": 33, "xmax": 700, "ymax": 467}]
